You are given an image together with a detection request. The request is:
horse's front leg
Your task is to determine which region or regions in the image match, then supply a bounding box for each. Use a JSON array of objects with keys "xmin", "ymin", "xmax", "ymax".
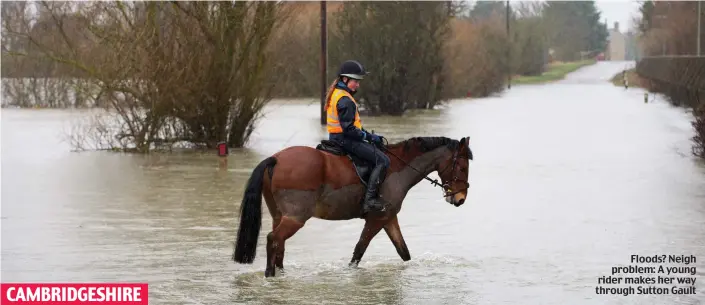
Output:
[
  {"xmin": 349, "ymin": 218, "xmax": 386, "ymax": 267},
  {"xmin": 383, "ymin": 215, "xmax": 410, "ymax": 261}
]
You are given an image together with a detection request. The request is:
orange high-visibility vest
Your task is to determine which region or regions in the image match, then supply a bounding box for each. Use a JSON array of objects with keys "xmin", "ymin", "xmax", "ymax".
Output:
[{"xmin": 327, "ymin": 88, "xmax": 362, "ymax": 133}]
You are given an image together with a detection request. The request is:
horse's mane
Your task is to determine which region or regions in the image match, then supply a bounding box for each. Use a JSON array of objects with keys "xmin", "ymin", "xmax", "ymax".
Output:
[{"xmin": 387, "ymin": 136, "xmax": 462, "ymax": 153}]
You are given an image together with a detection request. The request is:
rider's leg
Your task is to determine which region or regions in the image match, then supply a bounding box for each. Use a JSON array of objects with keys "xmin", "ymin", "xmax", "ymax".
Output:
[
  {"xmin": 365, "ymin": 146, "xmax": 391, "ymax": 213},
  {"xmin": 344, "ymin": 141, "xmax": 390, "ymax": 213}
]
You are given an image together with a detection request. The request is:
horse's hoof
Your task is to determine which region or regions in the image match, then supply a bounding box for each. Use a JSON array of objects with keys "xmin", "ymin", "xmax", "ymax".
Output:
[{"xmin": 264, "ymin": 268, "xmax": 275, "ymax": 277}]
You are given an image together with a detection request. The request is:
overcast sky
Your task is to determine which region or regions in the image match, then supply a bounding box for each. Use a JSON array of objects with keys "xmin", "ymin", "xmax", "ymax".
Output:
[{"xmin": 594, "ymin": 0, "xmax": 642, "ymax": 33}]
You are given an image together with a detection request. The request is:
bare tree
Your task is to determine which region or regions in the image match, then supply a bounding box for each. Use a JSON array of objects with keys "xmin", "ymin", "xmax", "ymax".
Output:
[{"xmin": 3, "ymin": 1, "xmax": 290, "ymax": 152}]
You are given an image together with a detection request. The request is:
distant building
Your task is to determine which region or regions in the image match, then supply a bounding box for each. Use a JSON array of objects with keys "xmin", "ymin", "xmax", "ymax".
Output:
[
  {"xmin": 607, "ymin": 22, "xmax": 626, "ymax": 61},
  {"xmin": 624, "ymin": 31, "xmax": 640, "ymax": 61}
]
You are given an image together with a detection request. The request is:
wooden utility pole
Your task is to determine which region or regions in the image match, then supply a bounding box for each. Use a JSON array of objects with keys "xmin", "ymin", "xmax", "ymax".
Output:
[
  {"xmin": 320, "ymin": 1, "xmax": 328, "ymax": 125},
  {"xmin": 697, "ymin": 0, "xmax": 701, "ymax": 56},
  {"xmin": 506, "ymin": 0, "xmax": 511, "ymax": 89}
]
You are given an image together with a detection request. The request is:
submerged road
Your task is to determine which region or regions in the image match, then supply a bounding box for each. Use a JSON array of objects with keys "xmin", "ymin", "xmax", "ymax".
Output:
[{"xmin": 2, "ymin": 61, "xmax": 704, "ymax": 304}]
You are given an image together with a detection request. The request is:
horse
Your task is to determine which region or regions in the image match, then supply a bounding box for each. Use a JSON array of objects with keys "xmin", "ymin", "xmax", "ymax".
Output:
[{"xmin": 232, "ymin": 136, "xmax": 474, "ymax": 277}]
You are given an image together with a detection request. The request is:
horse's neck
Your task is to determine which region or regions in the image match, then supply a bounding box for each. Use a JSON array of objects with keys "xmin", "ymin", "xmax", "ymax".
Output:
[{"xmin": 390, "ymin": 146, "xmax": 446, "ymax": 191}]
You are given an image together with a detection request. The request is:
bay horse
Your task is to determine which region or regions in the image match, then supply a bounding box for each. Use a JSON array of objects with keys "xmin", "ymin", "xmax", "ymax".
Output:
[{"xmin": 232, "ymin": 136, "xmax": 473, "ymax": 277}]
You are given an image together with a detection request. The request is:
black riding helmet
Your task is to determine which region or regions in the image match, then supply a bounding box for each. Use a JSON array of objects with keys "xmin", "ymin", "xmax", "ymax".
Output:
[{"xmin": 338, "ymin": 60, "xmax": 369, "ymax": 80}]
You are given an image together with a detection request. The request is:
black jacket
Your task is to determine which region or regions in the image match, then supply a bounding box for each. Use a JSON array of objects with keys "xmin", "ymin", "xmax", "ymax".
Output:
[{"xmin": 330, "ymin": 81, "xmax": 367, "ymax": 142}]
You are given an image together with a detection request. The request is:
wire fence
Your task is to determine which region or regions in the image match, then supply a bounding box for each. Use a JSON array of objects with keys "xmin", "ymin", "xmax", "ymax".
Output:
[
  {"xmin": 636, "ymin": 56, "xmax": 705, "ymax": 108},
  {"xmin": 636, "ymin": 56, "xmax": 705, "ymax": 158}
]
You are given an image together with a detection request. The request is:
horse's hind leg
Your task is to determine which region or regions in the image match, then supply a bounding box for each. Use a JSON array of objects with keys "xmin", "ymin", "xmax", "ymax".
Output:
[
  {"xmin": 265, "ymin": 216, "xmax": 306, "ymax": 277},
  {"xmin": 262, "ymin": 178, "xmax": 316, "ymax": 276},
  {"xmin": 268, "ymin": 215, "xmax": 286, "ymax": 270},
  {"xmin": 264, "ymin": 191, "xmax": 285, "ymax": 270},
  {"xmin": 273, "ymin": 221, "xmax": 285, "ymax": 270}
]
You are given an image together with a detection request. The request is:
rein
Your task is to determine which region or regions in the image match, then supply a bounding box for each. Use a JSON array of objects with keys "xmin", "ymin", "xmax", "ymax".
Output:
[{"xmin": 377, "ymin": 139, "xmax": 469, "ymax": 198}]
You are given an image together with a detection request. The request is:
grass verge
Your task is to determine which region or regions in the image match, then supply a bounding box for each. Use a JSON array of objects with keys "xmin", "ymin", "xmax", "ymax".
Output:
[
  {"xmin": 512, "ymin": 60, "xmax": 596, "ymax": 85},
  {"xmin": 609, "ymin": 68, "xmax": 645, "ymax": 89}
]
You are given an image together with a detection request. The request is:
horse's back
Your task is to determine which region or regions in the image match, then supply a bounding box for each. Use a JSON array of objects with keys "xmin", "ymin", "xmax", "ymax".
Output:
[
  {"xmin": 269, "ymin": 146, "xmax": 323, "ymax": 191},
  {"xmin": 271, "ymin": 145, "xmax": 361, "ymax": 190}
]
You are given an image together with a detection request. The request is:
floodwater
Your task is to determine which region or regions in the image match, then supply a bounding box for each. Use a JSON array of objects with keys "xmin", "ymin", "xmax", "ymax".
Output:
[{"xmin": 2, "ymin": 61, "xmax": 705, "ymax": 304}]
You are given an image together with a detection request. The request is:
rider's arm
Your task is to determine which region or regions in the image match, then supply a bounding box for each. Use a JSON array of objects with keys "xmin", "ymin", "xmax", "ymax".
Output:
[{"xmin": 336, "ymin": 96, "xmax": 367, "ymax": 141}]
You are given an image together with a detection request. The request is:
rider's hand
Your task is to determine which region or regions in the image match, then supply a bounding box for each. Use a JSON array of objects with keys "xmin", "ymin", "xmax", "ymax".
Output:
[
  {"xmin": 377, "ymin": 135, "xmax": 386, "ymax": 145},
  {"xmin": 370, "ymin": 134, "xmax": 382, "ymax": 144}
]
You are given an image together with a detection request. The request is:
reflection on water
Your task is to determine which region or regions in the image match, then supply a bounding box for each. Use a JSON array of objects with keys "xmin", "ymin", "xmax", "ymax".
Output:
[
  {"xmin": 226, "ymin": 253, "xmax": 480, "ymax": 305},
  {"xmin": 231, "ymin": 262, "xmax": 406, "ymax": 305},
  {"xmin": 2, "ymin": 62, "xmax": 705, "ymax": 304}
]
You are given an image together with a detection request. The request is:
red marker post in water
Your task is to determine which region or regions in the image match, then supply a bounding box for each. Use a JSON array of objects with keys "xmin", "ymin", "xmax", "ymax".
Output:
[
  {"xmin": 1, "ymin": 283, "xmax": 149, "ymax": 305},
  {"xmin": 217, "ymin": 141, "xmax": 228, "ymax": 169}
]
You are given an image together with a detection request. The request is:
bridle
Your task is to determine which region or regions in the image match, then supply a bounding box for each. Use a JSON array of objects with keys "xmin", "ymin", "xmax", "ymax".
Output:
[
  {"xmin": 379, "ymin": 140, "xmax": 471, "ymax": 200},
  {"xmin": 434, "ymin": 147, "xmax": 470, "ymax": 197}
]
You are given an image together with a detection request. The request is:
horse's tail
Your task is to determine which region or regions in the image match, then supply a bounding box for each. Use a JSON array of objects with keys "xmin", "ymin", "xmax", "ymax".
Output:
[{"xmin": 233, "ymin": 156, "xmax": 277, "ymax": 264}]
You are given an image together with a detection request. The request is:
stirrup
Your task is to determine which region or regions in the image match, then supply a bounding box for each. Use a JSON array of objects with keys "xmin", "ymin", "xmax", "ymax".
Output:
[{"xmin": 363, "ymin": 197, "xmax": 386, "ymax": 212}]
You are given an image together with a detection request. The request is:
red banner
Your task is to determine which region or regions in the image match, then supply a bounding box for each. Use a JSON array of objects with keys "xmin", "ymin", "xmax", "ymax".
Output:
[{"xmin": 0, "ymin": 283, "xmax": 148, "ymax": 305}]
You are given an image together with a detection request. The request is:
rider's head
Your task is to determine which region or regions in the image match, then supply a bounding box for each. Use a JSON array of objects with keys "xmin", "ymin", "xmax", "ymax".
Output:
[{"xmin": 337, "ymin": 60, "xmax": 368, "ymax": 92}]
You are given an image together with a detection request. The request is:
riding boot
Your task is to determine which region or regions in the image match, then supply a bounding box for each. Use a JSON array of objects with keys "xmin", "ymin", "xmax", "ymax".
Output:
[{"xmin": 363, "ymin": 164, "xmax": 387, "ymax": 214}]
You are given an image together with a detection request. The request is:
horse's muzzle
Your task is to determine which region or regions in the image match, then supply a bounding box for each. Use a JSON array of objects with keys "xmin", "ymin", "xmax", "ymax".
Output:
[{"xmin": 446, "ymin": 193, "xmax": 466, "ymax": 207}]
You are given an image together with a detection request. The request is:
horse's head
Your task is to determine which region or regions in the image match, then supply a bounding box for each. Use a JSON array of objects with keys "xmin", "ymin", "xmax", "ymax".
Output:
[
  {"xmin": 387, "ymin": 136, "xmax": 474, "ymax": 207},
  {"xmin": 437, "ymin": 136, "xmax": 473, "ymax": 207}
]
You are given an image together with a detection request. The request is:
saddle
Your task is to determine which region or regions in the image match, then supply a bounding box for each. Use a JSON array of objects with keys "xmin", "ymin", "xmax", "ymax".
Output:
[{"xmin": 316, "ymin": 140, "xmax": 373, "ymax": 187}]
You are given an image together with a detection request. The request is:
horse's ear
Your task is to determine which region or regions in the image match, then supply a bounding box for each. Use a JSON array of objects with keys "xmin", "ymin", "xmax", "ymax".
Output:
[
  {"xmin": 465, "ymin": 137, "xmax": 473, "ymax": 160},
  {"xmin": 460, "ymin": 137, "xmax": 466, "ymax": 146}
]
